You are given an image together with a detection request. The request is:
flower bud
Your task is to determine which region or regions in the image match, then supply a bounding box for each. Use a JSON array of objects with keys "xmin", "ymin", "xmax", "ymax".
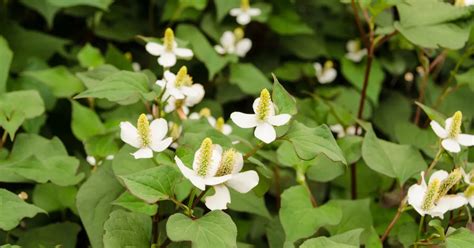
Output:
[{"xmin": 18, "ymin": 191, "xmax": 28, "ymax": 200}]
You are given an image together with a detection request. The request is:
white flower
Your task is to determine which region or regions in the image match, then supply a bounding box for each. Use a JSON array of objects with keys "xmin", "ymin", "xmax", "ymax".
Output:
[
  {"xmin": 175, "ymin": 138, "xmax": 232, "ymax": 190},
  {"xmin": 189, "ymin": 108, "xmax": 232, "ymax": 135},
  {"xmin": 156, "ymin": 66, "xmax": 204, "ymax": 101},
  {"xmin": 205, "ymin": 149, "xmax": 259, "ymax": 210},
  {"xmin": 330, "ymin": 124, "xmax": 361, "ymax": 138},
  {"xmin": 230, "ymin": 88, "xmax": 291, "ymax": 144},
  {"xmin": 229, "ymin": 0, "xmax": 261, "ymax": 25},
  {"xmin": 430, "ymin": 111, "xmax": 474, "ymax": 153},
  {"xmin": 86, "ymin": 155, "xmax": 114, "ymax": 166},
  {"xmin": 120, "ymin": 114, "xmax": 173, "ymax": 159},
  {"xmin": 214, "ymin": 29, "xmax": 252, "ymax": 57},
  {"xmin": 314, "ymin": 61, "xmax": 337, "ymax": 84},
  {"xmin": 455, "ymin": 0, "xmax": 474, "ymax": 6},
  {"xmin": 132, "ymin": 62, "xmax": 141, "ymax": 72},
  {"xmin": 459, "ymin": 168, "xmax": 474, "ymax": 207},
  {"xmin": 407, "ymin": 170, "xmax": 466, "ymax": 219},
  {"xmin": 145, "ymin": 28, "xmax": 193, "ymax": 68},
  {"xmin": 345, "ymin": 40, "xmax": 367, "ymax": 63}
]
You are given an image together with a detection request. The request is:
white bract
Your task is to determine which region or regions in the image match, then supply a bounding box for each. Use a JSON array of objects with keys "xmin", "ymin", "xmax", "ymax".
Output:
[
  {"xmin": 175, "ymin": 138, "xmax": 232, "ymax": 190},
  {"xmin": 345, "ymin": 40, "xmax": 367, "ymax": 62},
  {"xmin": 330, "ymin": 124, "xmax": 361, "ymax": 138},
  {"xmin": 145, "ymin": 28, "xmax": 193, "ymax": 68},
  {"xmin": 230, "ymin": 89, "xmax": 291, "ymax": 144},
  {"xmin": 407, "ymin": 170, "xmax": 466, "ymax": 218},
  {"xmin": 214, "ymin": 28, "xmax": 252, "ymax": 57},
  {"xmin": 86, "ymin": 155, "xmax": 114, "ymax": 166},
  {"xmin": 120, "ymin": 114, "xmax": 173, "ymax": 159},
  {"xmin": 314, "ymin": 61, "xmax": 337, "ymax": 84},
  {"xmin": 430, "ymin": 111, "xmax": 474, "ymax": 153},
  {"xmin": 230, "ymin": 0, "xmax": 261, "ymax": 25},
  {"xmin": 459, "ymin": 168, "xmax": 474, "ymax": 207},
  {"xmin": 156, "ymin": 66, "xmax": 204, "ymax": 101},
  {"xmin": 205, "ymin": 149, "xmax": 259, "ymax": 210},
  {"xmin": 189, "ymin": 108, "xmax": 233, "ymax": 135}
]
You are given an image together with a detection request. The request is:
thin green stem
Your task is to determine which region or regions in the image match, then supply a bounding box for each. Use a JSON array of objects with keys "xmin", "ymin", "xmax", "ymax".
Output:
[
  {"xmin": 424, "ymin": 146, "xmax": 443, "ymax": 178},
  {"xmin": 151, "ymin": 204, "xmax": 159, "ymax": 247},
  {"xmin": 243, "ymin": 141, "xmax": 264, "ymax": 159},
  {"xmin": 466, "ymin": 205, "xmax": 472, "ymax": 224},
  {"xmin": 192, "ymin": 188, "xmax": 209, "ymax": 209},
  {"xmin": 187, "ymin": 189, "xmax": 196, "ymax": 209},
  {"xmin": 415, "ymin": 215, "xmax": 426, "ymax": 248},
  {"xmin": 0, "ymin": 130, "xmax": 8, "ymax": 150},
  {"xmin": 170, "ymin": 198, "xmax": 192, "ymax": 216}
]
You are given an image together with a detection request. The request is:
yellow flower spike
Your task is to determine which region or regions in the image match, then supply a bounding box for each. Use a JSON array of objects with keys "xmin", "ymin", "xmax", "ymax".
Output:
[
  {"xmin": 449, "ymin": 111, "xmax": 463, "ymax": 138},
  {"xmin": 199, "ymin": 108, "xmax": 211, "ymax": 118},
  {"xmin": 421, "ymin": 179, "xmax": 441, "ymax": 211},
  {"xmin": 137, "ymin": 114, "xmax": 151, "ymax": 146},
  {"xmin": 174, "ymin": 66, "xmax": 193, "ymax": 87},
  {"xmin": 215, "ymin": 149, "xmax": 236, "ymax": 176},
  {"xmin": 455, "ymin": 0, "xmax": 465, "ymax": 6},
  {"xmin": 163, "ymin": 28, "xmax": 175, "ymax": 51},
  {"xmin": 256, "ymin": 88, "xmax": 271, "ymax": 121},
  {"xmin": 241, "ymin": 0, "xmax": 250, "ymax": 10},
  {"xmin": 465, "ymin": 185, "xmax": 474, "ymax": 197},
  {"xmin": 124, "ymin": 52, "xmax": 132, "ymax": 61},
  {"xmin": 234, "ymin": 27, "xmax": 245, "ymax": 41},
  {"xmin": 324, "ymin": 60, "xmax": 334, "ymax": 70},
  {"xmin": 197, "ymin": 138, "xmax": 214, "ymax": 177},
  {"xmin": 435, "ymin": 169, "xmax": 462, "ymax": 201},
  {"xmin": 215, "ymin": 117, "xmax": 225, "ymax": 133}
]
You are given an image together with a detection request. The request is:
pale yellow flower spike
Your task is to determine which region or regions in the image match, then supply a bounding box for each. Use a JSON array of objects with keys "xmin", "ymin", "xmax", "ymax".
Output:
[
  {"xmin": 234, "ymin": 27, "xmax": 245, "ymax": 41},
  {"xmin": 449, "ymin": 111, "xmax": 462, "ymax": 138},
  {"xmin": 215, "ymin": 149, "xmax": 236, "ymax": 176},
  {"xmin": 197, "ymin": 138, "xmax": 213, "ymax": 177},
  {"xmin": 175, "ymin": 66, "xmax": 193, "ymax": 87},
  {"xmin": 435, "ymin": 169, "xmax": 462, "ymax": 202},
  {"xmin": 241, "ymin": 0, "xmax": 250, "ymax": 10},
  {"xmin": 164, "ymin": 28, "xmax": 175, "ymax": 51},
  {"xmin": 199, "ymin": 108, "xmax": 211, "ymax": 117},
  {"xmin": 421, "ymin": 179, "xmax": 441, "ymax": 211},
  {"xmin": 215, "ymin": 117, "xmax": 225, "ymax": 133},
  {"xmin": 137, "ymin": 114, "xmax": 151, "ymax": 146},
  {"xmin": 256, "ymin": 88, "xmax": 271, "ymax": 120}
]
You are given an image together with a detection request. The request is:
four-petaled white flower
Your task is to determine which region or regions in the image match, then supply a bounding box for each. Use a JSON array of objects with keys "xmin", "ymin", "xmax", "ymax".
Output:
[
  {"xmin": 205, "ymin": 149, "xmax": 259, "ymax": 210},
  {"xmin": 120, "ymin": 114, "xmax": 173, "ymax": 159},
  {"xmin": 345, "ymin": 39, "xmax": 367, "ymax": 63},
  {"xmin": 214, "ymin": 28, "xmax": 252, "ymax": 57},
  {"xmin": 407, "ymin": 170, "xmax": 466, "ymax": 219},
  {"xmin": 330, "ymin": 124, "xmax": 361, "ymax": 138},
  {"xmin": 189, "ymin": 108, "xmax": 233, "ymax": 135},
  {"xmin": 455, "ymin": 0, "xmax": 474, "ymax": 6},
  {"xmin": 430, "ymin": 111, "xmax": 474, "ymax": 153},
  {"xmin": 230, "ymin": 0, "xmax": 261, "ymax": 25},
  {"xmin": 314, "ymin": 60, "xmax": 337, "ymax": 84},
  {"xmin": 156, "ymin": 66, "xmax": 204, "ymax": 101},
  {"xmin": 230, "ymin": 88, "xmax": 291, "ymax": 144},
  {"xmin": 145, "ymin": 28, "xmax": 193, "ymax": 68},
  {"xmin": 175, "ymin": 138, "xmax": 232, "ymax": 190}
]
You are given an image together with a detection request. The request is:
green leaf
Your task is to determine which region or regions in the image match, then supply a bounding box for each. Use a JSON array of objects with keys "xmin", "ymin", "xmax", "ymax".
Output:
[
  {"xmin": 272, "ymin": 74, "xmax": 297, "ymax": 115},
  {"xmin": 167, "ymin": 211, "xmax": 238, "ymax": 248},
  {"xmin": 456, "ymin": 68, "xmax": 474, "ymax": 91},
  {"xmin": 84, "ymin": 132, "xmax": 120, "ymax": 158},
  {"xmin": 230, "ymin": 63, "xmax": 273, "ymax": 95},
  {"xmin": 77, "ymin": 43, "xmax": 105, "ymax": 69},
  {"xmin": 76, "ymin": 64, "xmax": 120, "ymax": 89},
  {"xmin": 395, "ymin": 0, "xmax": 472, "ymax": 49},
  {"xmin": 46, "ymin": 0, "xmax": 114, "ymax": 10},
  {"xmin": 16, "ymin": 222, "xmax": 81, "ymax": 247},
  {"xmin": 120, "ymin": 165, "xmax": 182, "ymax": 203},
  {"xmin": 268, "ymin": 10, "xmax": 314, "ymax": 35},
  {"xmin": 325, "ymin": 199, "xmax": 373, "ymax": 239},
  {"xmin": 0, "ymin": 36, "xmax": 12, "ymax": 94},
  {"xmin": 341, "ymin": 58, "xmax": 385, "ymax": 104},
  {"xmin": 176, "ymin": 24, "xmax": 230, "ymax": 79},
  {"xmin": 32, "ymin": 183, "xmax": 78, "ymax": 213},
  {"xmin": 76, "ymin": 162, "xmax": 123, "ymax": 248},
  {"xmin": 300, "ymin": 237, "xmax": 357, "ymax": 248},
  {"xmin": 104, "ymin": 44, "xmax": 133, "ymax": 71},
  {"xmin": 71, "ymin": 100, "xmax": 106, "ymax": 141},
  {"xmin": 112, "ymin": 191, "xmax": 158, "ymax": 216},
  {"xmin": 23, "ymin": 66, "xmax": 85, "ymax": 98},
  {"xmin": 285, "ymin": 121, "xmax": 347, "ymax": 164},
  {"xmin": 214, "ymin": 0, "xmax": 240, "ymax": 21},
  {"xmin": 19, "ymin": 0, "xmax": 60, "ymax": 28},
  {"xmin": 75, "ymin": 71, "xmax": 151, "ymax": 105},
  {"xmin": 362, "ymin": 124, "xmax": 427, "ymax": 184},
  {"xmin": 279, "ymin": 185, "xmax": 342, "ymax": 245},
  {"xmin": 103, "ymin": 210, "xmax": 151, "ymax": 247},
  {"xmin": 113, "ymin": 145, "xmax": 157, "ymax": 176},
  {"xmin": 0, "ymin": 189, "xmax": 45, "ymax": 231},
  {"xmin": 415, "ymin": 101, "xmax": 446, "ymax": 124},
  {"xmin": 228, "ymin": 188, "xmax": 271, "ymax": 219},
  {"xmin": 446, "ymin": 228, "xmax": 474, "ymax": 248}
]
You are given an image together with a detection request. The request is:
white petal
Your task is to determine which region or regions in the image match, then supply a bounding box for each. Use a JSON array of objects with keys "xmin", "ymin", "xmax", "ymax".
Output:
[
  {"xmin": 255, "ymin": 122, "xmax": 276, "ymax": 144},
  {"xmin": 267, "ymin": 114, "xmax": 291, "ymax": 126},
  {"xmin": 183, "ymin": 84, "xmax": 205, "ymax": 106},
  {"xmin": 431, "ymin": 195, "xmax": 467, "ymax": 217},
  {"xmin": 230, "ymin": 112, "xmax": 258, "ymax": 128},
  {"xmin": 226, "ymin": 170, "xmax": 259, "ymax": 193},
  {"xmin": 207, "ymin": 116, "xmax": 217, "ymax": 127},
  {"xmin": 229, "ymin": 8, "xmax": 242, "ymax": 16},
  {"xmin": 235, "ymin": 39, "xmax": 252, "ymax": 57},
  {"xmin": 205, "ymin": 185, "xmax": 231, "ymax": 210},
  {"xmin": 86, "ymin": 156, "xmax": 97, "ymax": 166},
  {"xmin": 203, "ymin": 174, "xmax": 233, "ymax": 185},
  {"xmin": 346, "ymin": 40, "xmax": 358, "ymax": 53},
  {"xmin": 231, "ymin": 152, "xmax": 244, "ymax": 174},
  {"xmin": 156, "ymin": 79, "xmax": 166, "ymax": 88},
  {"xmin": 248, "ymin": 8, "xmax": 261, "ymax": 16},
  {"xmin": 164, "ymin": 70, "xmax": 176, "ymax": 82},
  {"xmin": 313, "ymin": 63, "xmax": 322, "ymax": 76},
  {"xmin": 236, "ymin": 13, "xmax": 251, "ymax": 25},
  {"xmin": 318, "ymin": 69, "xmax": 337, "ymax": 84},
  {"xmin": 222, "ymin": 125, "xmax": 233, "ymax": 135},
  {"xmin": 221, "ymin": 31, "xmax": 235, "ymax": 48},
  {"xmin": 457, "ymin": 134, "xmax": 474, "ymax": 146},
  {"xmin": 158, "ymin": 52, "xmax": 177, "ymax": 67},
  {"xmin": 214, "ymin": 45, "xmax": 226, "ymax": 55},
  {"xmin": 192, "ymin": 145, "xmax": 223, "ymax": 174},
  {"xmin": 168, "ymin": 88, "xmax": 186, "ymax": 100},
  {"xmin": 252, "ymin": 98, "xmax": 275, "ymax": 117},
  {"xmin": 442, "ymin": 138, "xmax": 461, "ymax": 153},
  {"xmin": 461, "ymin": 168, "xmax": 472, "ymax": 184},
  {"xmin": 132, "ymin": 147, "xmax": 153, "ymax": 159},
  {"xmin": 175, "ymin": 156, "xmax": 206, "ymax": 190},
  {"xmin": 150, "ymin": 137, "xmax": 172, "ymax": 152},
  {"xmin": 145, "ymin": 42, "xmax": 164, "ymax": 56},
  {"xmin": 120, "ymin": 122, "xmax": 141, "ymax": 148},
  {"xmin": 467, "ymin": 195, "xmax": 474, "ymax": 207},
  {"xmin": 188, "ymin": 112, "xmax": 200, "ymax": 120},
  {"xmin": 175, "ymin": 48, "xmax": 193, "ymax": 59},
  {"xmin": 430, "ymin": 121, "xmax": 448, "ymax": 139},
  {"xmin": 150, "ymin": 118, "xmax": 168, "ymax": 141},
  {"xmin": 445, "ymin": 117, "xmax": 453, "ymax": 132},
  {"xmin": 407, "ymin": 183, "xmax": 426, "ymax": 214}
]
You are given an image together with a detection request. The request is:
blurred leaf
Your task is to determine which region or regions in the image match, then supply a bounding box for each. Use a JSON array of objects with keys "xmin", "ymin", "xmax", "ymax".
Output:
[
  {"xmin": 325, "ymin": 199, "xmax": 372, "ymax": 240},
  {"xmin": 71, "ymin": 100, "xmax": 106, "ymax": 141},
  {"xmin": 167, "ymin": 211, "xmax": 237, "ymax": 248},
  {"xmin": 77, "ymin": 43, "xmax": 105, "ymax": 69},
  {"xmin": 47, "ymin": 0, "xmax": 114, "ymax": 9},
  {"xmin": 0, "ymin": 189, "xmax": 45, "ymax": 231},
  {"xmin": 103, "ymin": 209, "xmax": 151, "ymax": 247},
  {"xmin": 0, "ymin": 36, "xmax": 12, "ymax": 94},
  {"xmin": 84, "ymin": 132, "xmax": 120, "ymax": 158},
  {"xmin": 341, "ymin": 58, "xmax": 385, "ymax": 105},
  {"xmin": 415, "ymin": 101, "xmax": 446, "ymax": 125},
  {"xmin": 230, "ymin": 63, "xmax": 272, "ymax": 95},
  {"xmin": 300, "ymin": 237, "xmax": 357, "ymax": 248},
  {"xmin": 228, "ymin": 189, "xmax": 271, "ymax": 219},
  {"xmin": 23, "ymin": 66, "xmax": 85, "ymax": 98},
  {"xmin": 268, "ymin": 10, "xmax": 314, "ymax": 35},
  {"xmin": 33, "ymin": 183, "xmax": 78, "ymax": 213},
  {"xmin": 214, "ymin": 0, "xmax": 240, "ymax": 21},
  {"xmin": 113, "ymin": 145, "xmax": 157, "ymax": 176},
  {"xmin": 17, "ymin": 222, "xmax": 81, "ymax": 248},
  {"xmin": 446, "ymin": 228, "xmax": 474, "ymax": 248},
  {"xmin": 20, "ymin": 0, "xmax": 60, "ymax": 27},
  {"xmin": 104, "ymin": 44, "xmax": 133, "ymax": 71},
  {"xmin": 272, "ymin": 75, "xmax": 297, "ymax": 115},
  {"xmin": 76, "ymin": 64, "xmax": 119, "ymax": 89},
  {"xmin": 112, "ymin": 191, "xmax": 158, "ymax": 216},
  {"xmin": 281, "ymin": 35, "xmax": 328, "ymax": 60}
]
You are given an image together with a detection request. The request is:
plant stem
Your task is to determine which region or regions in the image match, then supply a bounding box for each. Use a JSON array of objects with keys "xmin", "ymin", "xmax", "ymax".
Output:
[
  {"xmin": 151, "ymin": 205, "xmax": 159, "ymax": 247},
  {"xmin": 192, "ymin": 188, "xmax": 209, "ymax": 209},
  {"xmin": 415, "ymin": 215, "xmax": 425, "ymax": 247},
  {"xmin": 243, "ymin": 142, "xmax": 264, "ymax": 159},
  {"xmin": 170, "ymin": 197, "xmax": 192, "ymax": 215},
  {"xmin": 187, "ymin": 189, "xmax": 196, "ymax": 209},
  {"xmin": 297, "ymin": 168, "xmax": 317, "ymax": 207},
  {"xmin": 274, "ymin": 166, "xmax": 281, "ymax": 209},
  {"xmin": 380, "ymin": 197, "xmax": 407, "ymax": 242},
  {"xmin": 0, "ymin": 130, "xmax": 7, "ymax": 150},
  {"xmin": 424, "ymin": 146, "xmax": 443, "ymax": 177},
  {"xmin": 466, "ymin": 205, "xmax": 472, "ymax": 224}
]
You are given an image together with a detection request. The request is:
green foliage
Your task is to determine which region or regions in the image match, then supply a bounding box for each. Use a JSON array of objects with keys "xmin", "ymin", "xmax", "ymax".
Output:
[{"xmin": 0, "ymin": 189, "xmax": 45, "ymax": 231}]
